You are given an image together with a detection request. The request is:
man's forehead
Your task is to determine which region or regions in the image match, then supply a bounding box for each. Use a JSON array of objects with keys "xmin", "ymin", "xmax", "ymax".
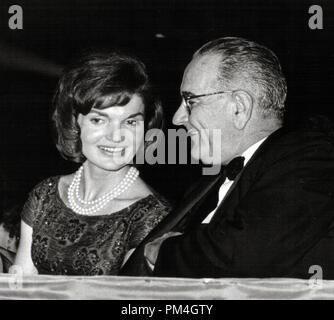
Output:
[{"xmin": 181, "ymin": 54, "xmax": 221, "ymax": 94}]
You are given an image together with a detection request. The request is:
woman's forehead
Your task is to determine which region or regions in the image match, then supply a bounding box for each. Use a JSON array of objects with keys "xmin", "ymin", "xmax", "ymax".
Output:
[{"xmin": 91, "ymin": 94, "xmax": 145, "ymax": 118}]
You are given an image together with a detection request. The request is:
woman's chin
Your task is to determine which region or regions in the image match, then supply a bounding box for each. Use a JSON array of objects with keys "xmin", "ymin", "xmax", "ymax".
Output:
[{"xmin": 85, "ymin": 160, "xmax": 132, "ymax": 173}]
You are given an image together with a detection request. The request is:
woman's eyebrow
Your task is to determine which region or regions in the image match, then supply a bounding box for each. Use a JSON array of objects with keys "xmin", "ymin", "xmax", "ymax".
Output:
[
  {"xmin": 90, "ymin": 109, "xmax": 108, "ymax": 117},
  {"xmin": 90, "ymin": 109, "xmax": 144, "ymax": 119},
  {"xmin": 126, "ymin": 112, "xmax": 144, "ymax": 119}
]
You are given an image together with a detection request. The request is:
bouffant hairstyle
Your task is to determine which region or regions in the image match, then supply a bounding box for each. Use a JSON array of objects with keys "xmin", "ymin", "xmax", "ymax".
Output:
[{"xmin": 52, "ymin": 52, "xmax": 163, "ymax": 163}]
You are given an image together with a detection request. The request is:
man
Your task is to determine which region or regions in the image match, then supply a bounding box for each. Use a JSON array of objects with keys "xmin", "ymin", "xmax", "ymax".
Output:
[{"xmin": 121, "ymin": 37, "xmax": 334, "ymax": 279}]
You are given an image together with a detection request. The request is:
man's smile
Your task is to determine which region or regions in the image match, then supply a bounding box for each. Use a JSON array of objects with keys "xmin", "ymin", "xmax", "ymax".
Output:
[{"xmin": 187, "ymin": 128, "xmax": 199, "ymax": 136}]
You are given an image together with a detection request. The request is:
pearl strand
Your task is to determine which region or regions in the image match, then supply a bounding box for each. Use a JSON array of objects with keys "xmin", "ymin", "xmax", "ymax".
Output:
[
  {"xmin": 68, "ymin": 166, "xmax": 139, "ymax": 216},
  {"xmin": 75, "ymin": 166, "xmax": 138, "ymax": 205}
]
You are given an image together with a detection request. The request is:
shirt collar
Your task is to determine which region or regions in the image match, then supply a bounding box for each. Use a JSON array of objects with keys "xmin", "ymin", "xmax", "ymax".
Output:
[
  {"xmin": 222, "ymin": 136, "xmax": 268, "ymax": 184},
  {"xmin": 241, "ymin": 136, "xmax": 268, "ymax": 166}
]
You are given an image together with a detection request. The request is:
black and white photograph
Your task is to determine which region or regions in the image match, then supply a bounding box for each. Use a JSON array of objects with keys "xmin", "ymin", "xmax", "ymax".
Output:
[{"xmin": 0, "ymin": 0, "xmax": 334, "ymax": 301}]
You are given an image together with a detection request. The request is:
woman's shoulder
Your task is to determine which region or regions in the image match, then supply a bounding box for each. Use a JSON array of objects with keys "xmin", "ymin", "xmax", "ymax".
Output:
[
  {"xmin": 130, "ymin": 177, "xmax": 172, "ymax": 209},
  {"xmin": 126, "ymin": 192, "xmax": 172, "ymax": 242},
  {"xmin": 21, "ymin": 176, "xmax": 62, "ymax": 227},
  {"xmin": 28, "ymin": 176, "xmax": 61, "ymax": 195},
  {"xmin": 147, "ymin": 192, "xmax": 172, "ymax": 210},
  {"xmin": 128, "ymin": 183, "xmax": 172, "ymax": 227}
]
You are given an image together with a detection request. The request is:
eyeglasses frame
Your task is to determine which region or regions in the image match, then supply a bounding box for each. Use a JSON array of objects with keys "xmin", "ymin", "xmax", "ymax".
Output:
[{"xmin": 182, "ymin": 90, "xmax": 234, "ymax": 114}]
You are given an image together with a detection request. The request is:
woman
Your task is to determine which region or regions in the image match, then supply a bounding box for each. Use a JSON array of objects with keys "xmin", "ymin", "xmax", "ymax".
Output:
[{"xmin": 14, "ymin": 52, "xmax": 171, "ymax": 275}]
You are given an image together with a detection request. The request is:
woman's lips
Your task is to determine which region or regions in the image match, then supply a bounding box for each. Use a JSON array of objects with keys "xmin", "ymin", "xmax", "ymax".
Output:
[{"xmin": 98, "ymin": 146, "xmax": 125, "ymax": 155}]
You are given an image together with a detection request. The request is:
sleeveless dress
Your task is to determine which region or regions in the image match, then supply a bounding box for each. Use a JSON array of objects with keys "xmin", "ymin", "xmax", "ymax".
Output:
[{"xmin": 21, "ymin": 176, "xmax": 171, "ymax": 275}]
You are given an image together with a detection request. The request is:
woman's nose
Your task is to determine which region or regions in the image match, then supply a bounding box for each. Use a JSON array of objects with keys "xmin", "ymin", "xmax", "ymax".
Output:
[
  {"xmin": 106, "ymin": 124, "xmax": 123, "ymax": 143},
  {"xmin": 172, "ymin": 103, "xmax": 189, "ymax": 126}
]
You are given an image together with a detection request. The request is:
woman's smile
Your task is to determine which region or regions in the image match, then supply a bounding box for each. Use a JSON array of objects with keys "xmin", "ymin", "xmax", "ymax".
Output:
[{"xmin": 98, "ymin": 145, "xmax": 126, "ymax": 156}]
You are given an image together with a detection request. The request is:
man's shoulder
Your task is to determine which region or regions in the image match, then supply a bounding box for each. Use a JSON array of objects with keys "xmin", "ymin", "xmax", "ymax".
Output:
[{"xmin": 256, "ymin": 116, "xmax": 334, "ymax": 163}]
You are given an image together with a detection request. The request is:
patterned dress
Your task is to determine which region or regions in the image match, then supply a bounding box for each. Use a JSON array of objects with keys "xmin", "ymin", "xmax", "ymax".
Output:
[{"xmin": 21, "ymin": 176, "xmax": 171, "ymax": 275}]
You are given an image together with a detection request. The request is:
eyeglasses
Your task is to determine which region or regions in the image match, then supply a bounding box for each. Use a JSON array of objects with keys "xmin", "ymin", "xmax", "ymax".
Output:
[{"xmin": 182, "ymin": 90, "xmax": 234, "ymax": 114}]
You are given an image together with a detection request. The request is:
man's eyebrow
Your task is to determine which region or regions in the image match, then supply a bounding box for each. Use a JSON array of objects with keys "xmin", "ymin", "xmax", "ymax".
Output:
[{"xmin": 181, "ymin": 91, "xmax": 195, "ymax": 98}]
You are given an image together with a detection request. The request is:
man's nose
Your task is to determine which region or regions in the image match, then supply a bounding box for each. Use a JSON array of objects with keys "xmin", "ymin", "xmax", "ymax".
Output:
[{"xmin": 172, "ymin": 104, "xmax": 188, "ymax": 126}]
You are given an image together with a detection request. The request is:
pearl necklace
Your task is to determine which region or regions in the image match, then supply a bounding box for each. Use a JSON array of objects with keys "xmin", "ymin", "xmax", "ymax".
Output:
[{"xmin": 68, "ymin": 166, "xmax": 139, "ymax": 216}]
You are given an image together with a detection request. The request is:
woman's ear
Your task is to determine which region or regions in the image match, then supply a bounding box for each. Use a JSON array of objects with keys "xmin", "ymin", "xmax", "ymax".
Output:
[{"xmin": 231, "ymin": 90, "xmax": 253, "ymax": 130}]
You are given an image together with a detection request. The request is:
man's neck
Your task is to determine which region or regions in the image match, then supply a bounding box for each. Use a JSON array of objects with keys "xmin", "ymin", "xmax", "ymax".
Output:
[{"xmin": 237, "ymin": 119, "xmax": 282, "ymax": 157}]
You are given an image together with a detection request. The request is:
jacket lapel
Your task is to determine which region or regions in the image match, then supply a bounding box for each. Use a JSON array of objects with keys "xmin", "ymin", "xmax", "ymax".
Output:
[
  {"xmin": 148, "ymin": 170, "xmax": 223, "ymax": 238},
  {"xmin": 209, "ymin": 127, "xmax": 286, "ymax": 224}
]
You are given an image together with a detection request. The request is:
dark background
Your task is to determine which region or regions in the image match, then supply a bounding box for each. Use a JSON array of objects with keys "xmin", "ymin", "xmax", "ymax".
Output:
[{"xmin": 0, "ymin": 0, "xmax": 333, "ymax": 215}]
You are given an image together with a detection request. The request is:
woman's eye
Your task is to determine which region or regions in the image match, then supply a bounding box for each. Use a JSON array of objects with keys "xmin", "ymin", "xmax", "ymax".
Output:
[
  {"xmin": 126, "ymin": 119, "xmax": 137, "ymax": 126},
  {"xmin": 90, "ymin": 118, "xmax": 104, "ymax": 124}
]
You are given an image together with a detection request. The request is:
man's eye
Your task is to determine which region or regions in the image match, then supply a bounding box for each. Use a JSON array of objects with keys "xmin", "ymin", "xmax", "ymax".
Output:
[{"xmin": 187, "ymin": 99, "xmax": 199, "ymax": 110}]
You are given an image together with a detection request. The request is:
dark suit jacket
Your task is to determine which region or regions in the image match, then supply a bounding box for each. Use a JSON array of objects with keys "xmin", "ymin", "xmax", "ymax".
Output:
[{"xmin": 121, "ymin": 122, "xmax": 334, "ymax": 279}]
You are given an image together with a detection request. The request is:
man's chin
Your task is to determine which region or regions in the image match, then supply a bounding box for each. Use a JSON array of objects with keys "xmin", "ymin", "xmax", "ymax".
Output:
[
  {"xmin": 190, "ymin": 153, "xmax": 216, "ymax": 166},
  {"xmin": 189, "ymin": 150, "xmax": 201, "ymax": 164}
]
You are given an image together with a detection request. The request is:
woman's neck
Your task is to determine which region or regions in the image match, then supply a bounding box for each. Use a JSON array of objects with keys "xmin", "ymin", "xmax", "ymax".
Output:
[{"xmin": 80, "ymin": 162, "xmax": 130, "ymax": 202}]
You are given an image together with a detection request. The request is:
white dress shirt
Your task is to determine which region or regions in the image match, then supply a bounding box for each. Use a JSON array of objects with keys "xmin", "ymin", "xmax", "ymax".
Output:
[
  {"xmin": 145, "ymin": 136, "xmax": 269, "ymax": 271},
  {"xmin": 202, "ymin": 137, "xmax": 268, "ymax": 224}
]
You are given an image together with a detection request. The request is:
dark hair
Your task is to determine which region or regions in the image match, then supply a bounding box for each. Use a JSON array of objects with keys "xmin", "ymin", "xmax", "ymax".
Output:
[
  {"xmin": 195, "ymin": 37, "xmax": 287, "ymax": 121},
  {"xmin": 52, "ymin": 52, "xmax": 163, "ymax": 162}
]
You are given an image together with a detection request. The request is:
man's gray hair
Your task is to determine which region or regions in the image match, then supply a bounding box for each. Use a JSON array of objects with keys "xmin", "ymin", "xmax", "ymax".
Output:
[{"xmin": 194, "ymin": 37, "xmax": 287, "ymax": 121}]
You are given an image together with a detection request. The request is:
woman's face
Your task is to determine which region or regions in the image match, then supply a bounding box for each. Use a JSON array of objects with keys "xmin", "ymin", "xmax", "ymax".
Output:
[{"xmin": 77, "ymin": 94, "xmax": 145, "ymax": 172}]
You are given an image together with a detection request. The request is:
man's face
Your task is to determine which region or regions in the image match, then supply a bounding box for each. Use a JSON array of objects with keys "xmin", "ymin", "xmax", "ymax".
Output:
[{"xmin": 173, "ymin": 54, "xmax": 238, "ymax": 165}]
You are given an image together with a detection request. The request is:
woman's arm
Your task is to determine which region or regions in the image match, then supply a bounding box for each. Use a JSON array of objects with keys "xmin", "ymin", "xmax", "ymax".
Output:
[{"xmin": 13, "ymin": 221, "xmax": 38, "ymax": 275}]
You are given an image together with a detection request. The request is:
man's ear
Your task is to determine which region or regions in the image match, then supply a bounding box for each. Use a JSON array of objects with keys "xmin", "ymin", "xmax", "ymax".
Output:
[{"xmin": 231, "ymin": 90, "xmax": 253, "ymax": 129}]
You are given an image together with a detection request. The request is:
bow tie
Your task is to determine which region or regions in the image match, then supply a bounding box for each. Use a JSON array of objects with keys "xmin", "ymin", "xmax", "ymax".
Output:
[{"xmin": 224, "ymin": 156, "xmax": 245, "ymax": 180}]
